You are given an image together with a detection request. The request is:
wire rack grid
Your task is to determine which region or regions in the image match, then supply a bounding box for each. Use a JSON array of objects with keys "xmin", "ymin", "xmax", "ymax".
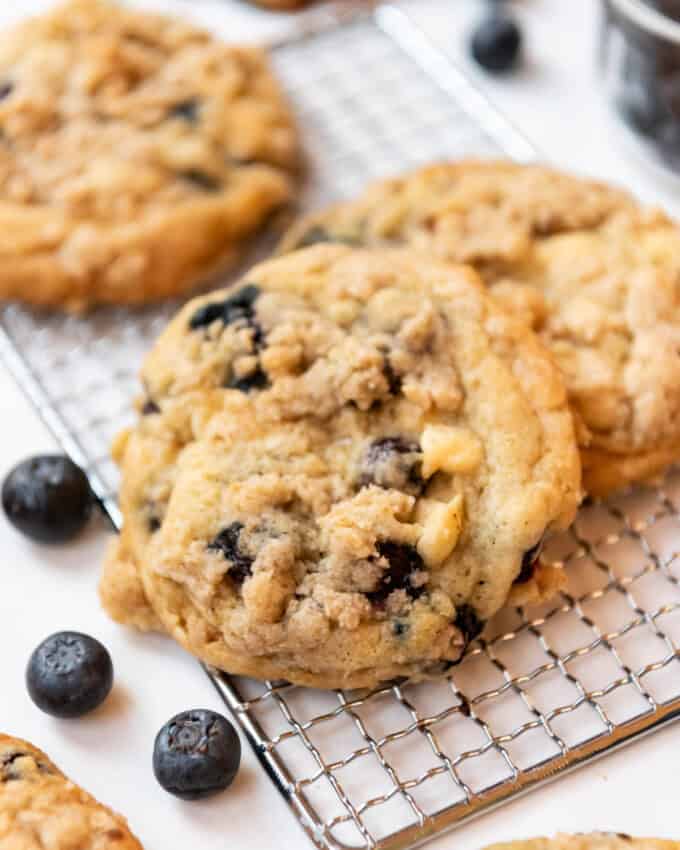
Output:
[{"xmin": 1, "ymin": 4, "xmax": 680, "ymax": 850}]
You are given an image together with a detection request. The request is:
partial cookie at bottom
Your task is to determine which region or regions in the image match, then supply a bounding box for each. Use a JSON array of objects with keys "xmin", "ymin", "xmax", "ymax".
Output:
[
  {"xmin": 488, "ymin": 836, "xmax": 680, "ymax": 850},
  {"xmin": 0, "ymin": 734, "xmax": 142, "ymax": 849}
]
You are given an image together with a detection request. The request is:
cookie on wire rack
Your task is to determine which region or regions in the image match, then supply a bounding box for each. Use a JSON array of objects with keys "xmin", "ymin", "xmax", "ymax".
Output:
[
  {"xmin": 0, "ymin": 0, "xmax": 300, "ymax": 311},
  {"xmin": 488, "ymin": 836, "xmax": 679, "ymax": 850},
  {"xmin": 100, "ymin": 244, "xmax": 580, "ymax": 690},
  {"xmin": 0, "ymin": 733, "xmax": 143, "ymax": 848},
  {"xmin": 249, "ymin": 0, "xmax": 312, "ymax": 8},
  {"xmin": 281, "ymin": 160, "xmax": 680, "ymax": 497}
]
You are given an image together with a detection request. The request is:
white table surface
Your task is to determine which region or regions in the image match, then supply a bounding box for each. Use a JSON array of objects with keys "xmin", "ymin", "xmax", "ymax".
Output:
[{"xmin": 2, "ymin": 0, "xmax": 680, "ymax": 847}]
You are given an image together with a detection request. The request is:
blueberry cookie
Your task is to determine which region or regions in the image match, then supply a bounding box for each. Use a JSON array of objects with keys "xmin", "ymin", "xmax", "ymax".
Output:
[
  {"xmin": 101, "ymin": 245, "xmax": 580, "ymax": 689},
  {"xmin": 250, "ymin": 0, "xmax": 311, "ymax": 8},
  {"xmin": 488, "ymin": 836, "xmax": 679, "ymax": 850},
  {"xmin": 0, "ymin": 0, "xmax": 299, "ymax": 310},
  {"xmin": 0, "ymin": 734, "xmax": 142, "ymax": 848},
  {"xmin": 281, "ymin": 160, "xmax": 680, "ymax": 496}
]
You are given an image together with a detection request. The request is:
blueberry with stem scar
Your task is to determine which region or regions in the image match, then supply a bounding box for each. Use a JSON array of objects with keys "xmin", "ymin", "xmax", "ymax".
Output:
[
  {"xmin": 153, "ymin": 709, "xmax": 241, "ymax": 800},
  {"xmin": 26, "ymin": 632, "xmax": 113, "ymax": 718},
  {"xmin": 2, "ymin": 455, "xmax": 93, "ymax": 544}
]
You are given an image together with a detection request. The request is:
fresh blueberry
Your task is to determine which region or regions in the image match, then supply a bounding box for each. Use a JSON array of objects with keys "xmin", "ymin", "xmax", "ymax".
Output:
[
  {"xmin": 153, "ymin": 709, "xmax": 241, "ymax": 800},
  {"xmin": 367, "ymin": 541, "xmax": 425, "ymax": 605},
  {"xmin": 470, "ymin": 12, "xmax": 522, "ymax": 74},
  {"xmin": 26, "ymin": 632, "xmax": 113, "ymax": 718},
  {"xmin": 2, "ymin": 455, "xmax": 93, "ymax": 544}
]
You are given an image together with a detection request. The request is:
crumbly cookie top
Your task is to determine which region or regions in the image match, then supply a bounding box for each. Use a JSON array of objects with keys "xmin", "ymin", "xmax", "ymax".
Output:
[
  {"xmin": 0, "ymin": 734, "xmax": 142, "ymax": 849},
  {"xmin": 281, "ymin": 160, "xmax": 680, "ymax": 464},
  {"xmin": 118, "ymin": 246, "xmax": 579, "ymax": 687},
  {"xmin": 0, "ymin": 0, "xmax": 297, "ymax": 221},
  {"xmin": 487, "ymin": 836, "xmax": 680, "ymax": 850}
]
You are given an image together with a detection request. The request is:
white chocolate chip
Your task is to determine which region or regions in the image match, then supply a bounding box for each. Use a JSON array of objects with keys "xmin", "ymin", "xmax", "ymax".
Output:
[
  {"xmin": 421, "ymin": 425, "xmax": 483, "ymax": 478},
  {"xmin": 415, "ymin": 495, "xmax": 464, "ymax": 566}
]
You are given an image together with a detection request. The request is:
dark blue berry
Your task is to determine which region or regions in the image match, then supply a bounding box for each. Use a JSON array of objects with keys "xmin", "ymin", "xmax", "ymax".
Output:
[
  {"xmin": 2, "ymin": 455, "xmax": 93, "ymax": 544},
  {"xmin": 153, "ymin": 709, "xmax": 241, "ymax": 800},
  {"xmin": 470, "ymin": 13, "xmax": 522, "ymax": 74},
  {"xmin": 0, "ymin": 81, "xmax": 13, "ymax": 101},
  {"xmin": 26, "ymin": 632, "xmax": 113, "ymax": 718},
  {"xmin": 207, "ymin": 522, "xmax": 253, "ymax": 585},
  {"xmin": 367, "ymin": 541, "xmax": 425, "ymax": 605}
]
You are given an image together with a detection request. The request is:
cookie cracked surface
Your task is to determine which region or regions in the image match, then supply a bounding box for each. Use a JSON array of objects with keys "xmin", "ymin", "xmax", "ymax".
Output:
[
  {"xmin": 281, "ymin": 160, "xmax": 680, "ymax": 495},
  {"xmin": 0, "ymin": 734, "xmax": 142, "ymax": 849},
  {"xmin": 101, "ymin": 245, "xmax": 580, "ymax": 689},
  {"xmin": 0, "ymin": 0, "xmax": 299, "ymax": 310}
]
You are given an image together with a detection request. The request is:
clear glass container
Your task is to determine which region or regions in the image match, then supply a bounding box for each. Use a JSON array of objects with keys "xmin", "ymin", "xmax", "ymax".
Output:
[{"xmin": 601, "ymin": 0, "xmax": 680, "ymax": 173}]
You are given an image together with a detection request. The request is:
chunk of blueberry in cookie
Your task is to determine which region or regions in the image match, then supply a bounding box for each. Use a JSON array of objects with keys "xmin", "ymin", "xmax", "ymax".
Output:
[
  {"xmin": 454, "ymin": 604, "xmax": 485, "ymax": 645},
  {"xmin": 167, "ymin": 97, "xmax": 201, "ymax": 123},
  {"xmin": 227, "ymin": 365, "xmax": 269, "ymax": 393},
  {"xmin": 189, "ymin": 284, "xmax": 261, "ymax": 330},
  {"xmin": 207, "ymin": 522, "xmax": 253, "ymax": 585},
  {"xmin": 0, "ymin": 81, "xmax": 13, "ymax": 101},
  {"xmin": 180, "ymin": 169, "xmax": 221, "ymax": 192},
  {"xmin": 382, "ymin": 357, "xmax": 402, "ymax": 395},
  {"xmin": 514, "ymin": 536, "xmax": 545, "ymax": 584},
  {"xmin": 392, "ymin": 620, "xmax": 410, "ymax": 638},
  {"xmin": 1, "ymin": 750, "xmax": 48, "ymax": 782},
  {"xmin": 360, "ymin": 437, "xmax": 423, "ymax": 494},
  {"xmin": 1, "ymin": 750, "xmax": 53, "ymax": 782},
  {"xmin": 141, "ymin": 398, "xmax": 160, "ymax": 415},
  {"xmin": 294, "ymin": 226, "xmax": 360, "ymax": 249},
  {"xmin": 367, "ymin": 541, "xmax": 426, "ymax": 605}
]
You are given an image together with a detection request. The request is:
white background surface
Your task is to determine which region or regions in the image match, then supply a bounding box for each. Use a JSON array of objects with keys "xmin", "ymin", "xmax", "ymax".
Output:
[{"xmin": 2, "ymin": 0, "xmax": 680, "ymax": 847}]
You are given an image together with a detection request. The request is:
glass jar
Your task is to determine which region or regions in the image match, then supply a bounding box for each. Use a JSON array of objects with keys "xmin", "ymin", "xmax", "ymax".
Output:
[{"xmin": 601, "ymin": 0, "xmax": 680, "ymax": 173}]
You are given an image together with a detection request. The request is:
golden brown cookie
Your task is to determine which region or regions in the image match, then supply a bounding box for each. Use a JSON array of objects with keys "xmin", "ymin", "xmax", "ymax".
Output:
[
  {"xmin": 0, "ymin": 734, "xmax": 142, "ymax": 849},
  {"xmin": 281, "ymin": 160, "xmax": 680, "ymax": 496},
  {"xmin": 249, "ymin": 0, "xmax": 312, "ymax": 8},
  {"xmin": 487, "ymin": 835, "xmax": 679, "ymax": 850},
  {"xmin": 0, "ymin": 0, "xmax": 299, "ymax": 310},
  {"xmin": 100, "ymin": 245, "xmax": 580, "ymax": 689}
]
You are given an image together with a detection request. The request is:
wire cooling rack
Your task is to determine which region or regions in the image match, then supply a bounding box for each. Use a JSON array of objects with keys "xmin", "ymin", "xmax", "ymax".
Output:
[{"xmin": 2, "ymin": 3, "xmax": 680, "ymax": 849}]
